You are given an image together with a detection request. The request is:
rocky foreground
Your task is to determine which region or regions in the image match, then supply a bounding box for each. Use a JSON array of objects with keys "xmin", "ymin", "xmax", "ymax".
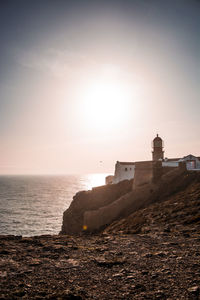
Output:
[{"xmin": 0, "ymin": 230, "xmax": 200, "ymax": 299}]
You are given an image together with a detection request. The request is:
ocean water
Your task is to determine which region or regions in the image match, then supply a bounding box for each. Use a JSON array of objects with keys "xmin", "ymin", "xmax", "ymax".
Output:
[{"xmin": 0, "ymin": 174, "xmax": 107, "ymax": 236}]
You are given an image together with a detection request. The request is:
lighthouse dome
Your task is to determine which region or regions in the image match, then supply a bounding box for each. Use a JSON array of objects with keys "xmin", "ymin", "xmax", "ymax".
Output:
[
  {"xmin": 152, "ymin": 134, "xmax": 164, "ymax": 149},
  {"xmin": 153, "ymin": 134, "xmax": 162, "ymax": 142}
]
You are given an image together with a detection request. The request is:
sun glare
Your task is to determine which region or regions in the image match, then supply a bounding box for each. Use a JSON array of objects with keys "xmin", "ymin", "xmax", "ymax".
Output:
[{"xmin": 80, "ymin": 79, "xmax": 133, "ymax": 132}]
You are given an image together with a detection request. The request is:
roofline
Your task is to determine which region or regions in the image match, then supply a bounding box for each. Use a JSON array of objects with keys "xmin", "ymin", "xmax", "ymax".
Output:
[
  {"xmin": 165, "ymin": 158, "xmax": 181, "ymax": 161},
  {"xmin": 117, "ymin": 161, "xmax": 135, "ymax": 165},
  {"xmin": 117, "ymin": 156, "xmax": 200, "ymax": 165},
  {"xmin": 117, "ymin": 160, "xmax": 152, "ymax": 165}
]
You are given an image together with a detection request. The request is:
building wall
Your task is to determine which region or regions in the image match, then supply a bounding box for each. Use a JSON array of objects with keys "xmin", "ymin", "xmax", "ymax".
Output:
[
  {"xmin": 162, "ymin": 161, "xmax": 179, "ymax": 168},
  {"xmin": 113, "ymin": 161, "xmax": 135, "ymax": 184},
  {"xmin": 163, "ymin": 155, "xmax": 200, "ymax": 170},
  {"xmin": 181, "ymin": 156, "xmax": 200, "ymax": 170},
  {"xmin": 105, "ymin": 175, "xmax": 114, "ymax": 185},
  {"xmin": 133, "ymin": 161, "xmax": 153, "ymax": 189},
  {"xmin": 111, "ymin": 155, "xmax": 200, "ymax": 186},
  {"xmin": 196, "ymin": 160, "xmax": 200, "ymax": 169}
]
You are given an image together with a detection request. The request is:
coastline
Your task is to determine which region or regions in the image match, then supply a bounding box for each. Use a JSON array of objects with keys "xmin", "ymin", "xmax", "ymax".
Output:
[{"xmin": 1, "ymin": 170, "xmax": 200, "ymax": 299}]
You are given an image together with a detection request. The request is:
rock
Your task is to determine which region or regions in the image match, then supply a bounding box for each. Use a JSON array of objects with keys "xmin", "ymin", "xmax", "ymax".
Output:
[
  {"xmin": 28, "ymin": 259, "xmax": 41, "ymax": 266},
  {"xmin": 0, "ymin": 271, "xmax": 7, "ymax": 278},
  {"xmin": 188, "ymin": 286, "xmax": 199, "ymax": 296},
  {"xmin": 112, "ymin": 273, "xmax": 122, "ymax": 278},
  {"xmin": 94, "ymin": 256, "xmax": 126, "ymax": 267},
  {"xmin": 126, "ymin": 275, "xmax": 135, "ymax": 280},
  {"xmin": 60, "ymin": 179, "xmax": 133, "ymax": 235},
  {"xmin": 67, "ymin": 259, "xmax": 80, "ymax": 267}
]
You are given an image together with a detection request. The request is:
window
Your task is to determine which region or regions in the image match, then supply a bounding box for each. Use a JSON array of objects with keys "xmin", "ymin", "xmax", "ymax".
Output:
[
  {"xmin": 125, "ymin": 167, "xmax": 128, "ymax": 171},
  {"xmin": 130, "ymin": 168, "xmax": 132, "ymax": 170}
]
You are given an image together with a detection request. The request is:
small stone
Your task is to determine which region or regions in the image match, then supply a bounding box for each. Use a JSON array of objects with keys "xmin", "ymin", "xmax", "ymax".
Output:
[
  {"xmin": 112, "ymin": 273, "xmax": 122, "ymax": 278},
  {"xmin": 0, "ymin": 271, "xmax": 7, "ymax": 277},
  {"xmin": 28, "ymin": 259, "xmax": 41, "ymax": 266},
  {"xmin": 94, "ymin": 256, "xmax": 126, "ymax": 267},
  {"xmin": 126, "ymin": 275, "xmax": 135, "ymax": 280},
  {"xmin": 67, "ymin": 259, "xmax": 80, "ymax": 267},
  {"xmin": 188, "ymin": 286, "xmax": 199, "ymax": 295}
]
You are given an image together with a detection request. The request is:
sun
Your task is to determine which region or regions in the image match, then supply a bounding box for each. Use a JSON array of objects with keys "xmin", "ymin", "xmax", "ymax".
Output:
[{"xmin": 80, "ymin": 78, "xmax": 132, "ymax": 132}]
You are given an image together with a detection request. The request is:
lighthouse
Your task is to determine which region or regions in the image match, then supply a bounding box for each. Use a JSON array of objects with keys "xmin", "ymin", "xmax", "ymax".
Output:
[{"xmin": 152, "ymin": 134, "xmax": 164, "ymax": 161}]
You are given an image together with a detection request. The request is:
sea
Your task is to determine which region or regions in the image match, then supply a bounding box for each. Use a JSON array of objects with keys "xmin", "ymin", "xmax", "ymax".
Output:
[{"xmin": 0, "ymin": 174, "xmax": 108, "ymax": 237}]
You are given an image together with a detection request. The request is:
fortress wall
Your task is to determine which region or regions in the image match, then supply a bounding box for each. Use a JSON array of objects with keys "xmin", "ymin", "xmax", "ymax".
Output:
[
  {"xmin": 83, "ymin": 183, "xmax": 157, "ymax": 232},
  {"xmin": 83, "ymin": 166, "xmax": 190, "ymax": 233},
  {"xmin": 60, "ymin": 179, "xmax": 133, "ymax": 235},
  {"xmin": 62, "ymin": 164, "xmax": 192, "ymax": 234},
  {"xmin": 133, "ymin": 161, "xmax": 153, "ymax": 189}
]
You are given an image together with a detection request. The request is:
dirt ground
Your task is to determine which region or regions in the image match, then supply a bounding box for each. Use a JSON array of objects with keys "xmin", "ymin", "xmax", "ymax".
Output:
[{"xmin": 0, "ymin": 231, "xmax": 200, "ymax": 300}]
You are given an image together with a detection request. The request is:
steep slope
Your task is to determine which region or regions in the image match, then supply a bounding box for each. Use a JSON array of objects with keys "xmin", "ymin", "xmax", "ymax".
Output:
[
  {"xmin": 105, "ymin": 177, "xmax": 200, "ymax": 236},
  {"xmin": 60, "ymin": 179, "xmax": 133, "ymax": 234},
  {"xmin": 83, "ymin": 168, "xmax": 199, "ymax": 232},
  {"xmin": 61, "ymin": 165, "xmax": 200, "ymax": 235}
]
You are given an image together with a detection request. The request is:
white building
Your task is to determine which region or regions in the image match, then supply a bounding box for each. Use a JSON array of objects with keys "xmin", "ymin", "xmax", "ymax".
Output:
[
  {"xmin": 112, "ymin": 161, "xmax": 135, "ymax": 184},
  {"xmin": 163, "ymin": 154, "xmax": 200, "ymax": 170},
  {"xmin": 106, "ymin": 135, "xmax": 200, "ymax": 185}
]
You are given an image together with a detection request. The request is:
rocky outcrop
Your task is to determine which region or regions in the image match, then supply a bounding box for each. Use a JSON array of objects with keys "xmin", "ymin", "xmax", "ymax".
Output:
[
  {"xmin": 60, "ymin": 179, "xmax": 133, "ymax": 235},
  {"xmin": 61, "ymin": 162, "xmax": 199, "ymax": 235},
  {"xmin": 83, "ymin": 166, "xmax": 197, "ymax": 232},
  {"xmin": 105, "ymin": 176, "xmax": 200, "ymax": 235}
]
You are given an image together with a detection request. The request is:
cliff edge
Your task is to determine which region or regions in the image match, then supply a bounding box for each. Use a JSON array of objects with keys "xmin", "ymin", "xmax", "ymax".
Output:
[
  {"xmin": 60, "ymin": 179, "xmax": 133, "ymax": 234},
  {"xmin": 61, "ymin": 166, "xmax": 200, "ymax": 235}
]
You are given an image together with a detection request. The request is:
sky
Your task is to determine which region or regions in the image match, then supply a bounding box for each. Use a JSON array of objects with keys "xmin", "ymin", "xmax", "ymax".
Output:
[{"xmin": 0, "ymin": 0, "xmax": 199, "ymax": 175}]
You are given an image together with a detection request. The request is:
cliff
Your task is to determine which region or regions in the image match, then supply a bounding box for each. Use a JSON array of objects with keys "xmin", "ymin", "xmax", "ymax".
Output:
[
  {"xmin": 105, "ymin": 175, "xmax": 200, "ymax": 236},
  {"xmin": 61, "ymin": 166, "xmax": 200, "ymax": 235},
  {"xmin": 60, "ymin": 179, "xmax": 133, "ymax": 234}
]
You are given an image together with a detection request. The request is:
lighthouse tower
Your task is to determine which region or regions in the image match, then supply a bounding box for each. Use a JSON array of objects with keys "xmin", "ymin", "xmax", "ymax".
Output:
[{"xmin": 152, "ymin": 134, "xmax": 164, "ymax": 161}]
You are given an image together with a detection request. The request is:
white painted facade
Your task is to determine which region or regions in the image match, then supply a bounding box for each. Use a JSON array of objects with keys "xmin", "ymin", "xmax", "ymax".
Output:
[
  {"xmin": 179, "ymin": 154, "xmax": 200, "ymax": 170},
  {"xmin": 162, "ymin": 161, "xmax": 179, "ymax": 168},
  {"xmin": 106, "ymin": 134, "xmax": 200, "ymax": 185},
  {"xmin": 112, "ymin": 161, "xmax": 135, "ymax": 184},
  {"xmin": 162, "ymin": 154, "xmax": 200, "ymax": 170},
  {"xmin": 110, "ymin": 154, "xmax": 200, "ymax": 185}
]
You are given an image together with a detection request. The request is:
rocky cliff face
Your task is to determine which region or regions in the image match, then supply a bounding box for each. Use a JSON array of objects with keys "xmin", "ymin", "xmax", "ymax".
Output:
[
  {"xmin": 61, "ymin": 167, "xmax": 200, "ymax": 235},
  {"xmin": 105, "ymin": 175, "xmax": 200, "ymax": 235},
  {"xmin": 60, "ymin": 179, "xmax": 133, "ymax": 234}
]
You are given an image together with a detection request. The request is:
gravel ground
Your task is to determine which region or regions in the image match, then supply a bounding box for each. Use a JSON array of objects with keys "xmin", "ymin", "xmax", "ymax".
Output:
[{"xmin": 0, "ymin": 231, "xmax": 200, "ymax": 300}]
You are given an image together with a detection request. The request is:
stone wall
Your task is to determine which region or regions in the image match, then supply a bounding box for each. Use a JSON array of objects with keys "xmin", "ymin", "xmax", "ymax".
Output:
[
  {"xmin": 82, "ymin": 166, "xmax": 191, "ymax": 232},
  {"xmin": 61, "ymin": 163, "xmax": 193, "ymax": 235},
  {"xmin": 60, "ymin": 179, "xmax": 133, "ymax": 235},
  {"xmin": 132, "ymin": 161, "xmax": 153, "ymax": 189}
]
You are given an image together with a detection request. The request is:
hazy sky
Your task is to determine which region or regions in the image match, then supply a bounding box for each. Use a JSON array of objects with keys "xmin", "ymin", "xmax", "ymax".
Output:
[{"xmin": 0, "ymin": 0, "xmax": 199, "ymax": 174}]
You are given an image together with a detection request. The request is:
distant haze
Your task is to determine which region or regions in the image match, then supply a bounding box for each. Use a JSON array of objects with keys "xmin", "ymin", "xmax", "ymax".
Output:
[{"xmin": 0, "ymin": 0, "xmax": 199, "ymax": 175}]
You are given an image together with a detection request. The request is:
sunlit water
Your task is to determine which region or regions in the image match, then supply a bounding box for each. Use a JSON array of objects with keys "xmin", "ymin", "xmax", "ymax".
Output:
[{"xmin": 0, "ymin": 174, "xmax": 108, "ymax": 236}]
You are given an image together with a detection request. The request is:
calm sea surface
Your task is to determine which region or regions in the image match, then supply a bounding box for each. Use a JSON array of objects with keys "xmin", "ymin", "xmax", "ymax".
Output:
[{"xmin": 0, "ymin": 174, "xmax": 107, "ymax": 236}]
